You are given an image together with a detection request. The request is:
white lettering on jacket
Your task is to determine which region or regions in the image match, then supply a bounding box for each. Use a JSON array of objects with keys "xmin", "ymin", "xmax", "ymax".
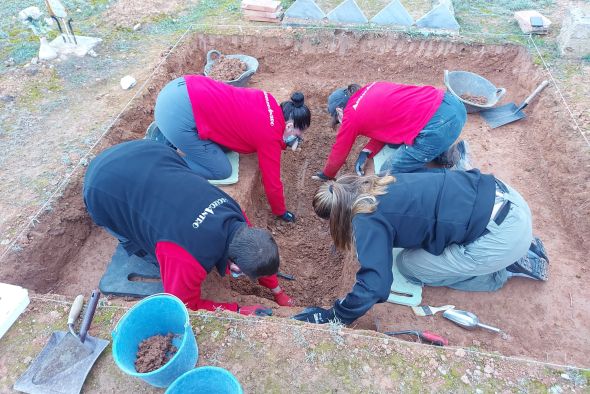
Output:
[
  {"xmin": 352, "ymin": 82, "xmax": 376, "ymax": 111},
  {"xmin": 192, "ymin": 198, "xmax": 229, "ymax": 229},
  {"xmin": 263, "ymin": 91, "xmax": 275, "ymax": 126}
]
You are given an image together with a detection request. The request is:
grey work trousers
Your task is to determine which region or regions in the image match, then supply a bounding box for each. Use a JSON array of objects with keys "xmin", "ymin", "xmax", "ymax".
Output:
[{"xmin": 397, "ymin": 181, "xmax": 533, "ymax": 291}]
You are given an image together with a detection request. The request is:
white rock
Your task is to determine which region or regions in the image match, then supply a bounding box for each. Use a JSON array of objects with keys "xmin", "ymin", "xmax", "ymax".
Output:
[
  {"xmin": 120, "ymin": 75, "xmax": 136, "ymax": 90},
  {"xmin": 38, "ymin": 37, "xmax": 58, "ymax": 61},
  {"xmin": 0, "ymin": 239, "xmax": 9, "ymax": 245},
  {"xmin": 461, "ymin": 375, "xmax": 470, "ymax": 385},
  {"xmin": 455, "ymin": 348, "xmax": 466, "ymax": 357},
  {"xmin": 560, "ymin": 373, "xmax": 570, "ymax": 380},
  {"xmin": 484, "ymin": 365, "xmax": 494, "ymax": 374},
  {"xmin": 18, "ymin": 6, "xmax": 42, "ymax": 22},
  {"xmin": 31, "ymin": 57, "xmax": 38, "ymax": 64},
  {"xmin": 88, "ymin": 49, "xmax": 98, "ymax": 57},
  {"xmin": 133, "ymin": 23, "xmax": 141, "ymax": 31}
]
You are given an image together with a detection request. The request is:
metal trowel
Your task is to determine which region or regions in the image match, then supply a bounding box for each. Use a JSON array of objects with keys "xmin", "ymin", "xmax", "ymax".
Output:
[{"xmin": 443, "ymin": 309, "xmax": 501, "ymax": 333}]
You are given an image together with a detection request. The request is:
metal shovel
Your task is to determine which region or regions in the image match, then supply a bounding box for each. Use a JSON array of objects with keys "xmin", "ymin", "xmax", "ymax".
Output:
[
  {"xmin": 14, "ymin": 290, "xmax": 109, "ymax": 394},
  {"xmin": 442, "ymin": 309, "xmax": 501, "ymax": 333},
  {"xmin": 480, "ymin": 80, "xmax": 549, "ymax": 128}
]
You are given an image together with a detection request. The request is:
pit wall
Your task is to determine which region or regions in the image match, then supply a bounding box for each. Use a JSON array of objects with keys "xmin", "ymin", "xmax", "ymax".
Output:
[{"xmin": 2, "ymin": 30, "xmax": 585, "ymax": 294}]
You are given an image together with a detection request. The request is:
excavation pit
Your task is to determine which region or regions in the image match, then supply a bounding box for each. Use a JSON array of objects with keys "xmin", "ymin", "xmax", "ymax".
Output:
[{"xmin": 1, "ymin": 30, "xmax": 588, "ymax": 367}]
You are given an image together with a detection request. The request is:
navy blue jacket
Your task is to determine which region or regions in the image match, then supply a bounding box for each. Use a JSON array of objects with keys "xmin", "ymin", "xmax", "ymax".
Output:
[
  {"xmin": 83, "ymin": 140, "xmax": 246, "ymax": 275},
  {"xmin": 334, "ymin": 170, "xmax": 496, "ymax": 324}
]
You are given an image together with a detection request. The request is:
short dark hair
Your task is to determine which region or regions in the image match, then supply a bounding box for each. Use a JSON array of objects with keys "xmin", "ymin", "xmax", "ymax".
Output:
[
  {"xmin": 328, "ymin": 84, "xmax": 361, "ymax": 129},
  {"xmin": 228, "ymin": 226, "xmax": 279, "ymax": 279},
  {"xmin": 280, "ymin": 92, "xmax": 311, "ymax": 131}
]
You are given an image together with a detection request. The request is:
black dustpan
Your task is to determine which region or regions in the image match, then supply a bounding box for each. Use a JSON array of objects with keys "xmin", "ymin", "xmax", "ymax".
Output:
[
  {"xmin": 480, "ymin": 80, "xmax": 549, "ymax": 128},
  {"xmin": 14, "ymin": 290, "xmax": 109, "ymax": 394}
]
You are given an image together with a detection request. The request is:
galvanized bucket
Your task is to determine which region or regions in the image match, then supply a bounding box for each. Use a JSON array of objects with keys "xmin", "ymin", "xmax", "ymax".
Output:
[
  {"xmin": 444, "ymin": 70, "xmax": 506, "ymax": 113},
  {"xmin": 204, "ymin": 49, "xmax": 259, "ymax": 87}
]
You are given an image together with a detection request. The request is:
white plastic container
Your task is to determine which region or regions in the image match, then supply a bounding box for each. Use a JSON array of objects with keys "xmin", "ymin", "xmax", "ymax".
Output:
[{"xmin": 0, "ymin": 283, "xmax": 30, "ymax": 340}]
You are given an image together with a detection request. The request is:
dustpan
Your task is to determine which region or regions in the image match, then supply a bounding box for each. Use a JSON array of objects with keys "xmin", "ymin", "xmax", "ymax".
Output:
[
  {"xmin": 386, "ymin": 248, "xmax": 422, "ymax": 306},
  {"xmin": 480, "ymin": 80, "xmax": 549, "ymax": 128},
  {"xmin": 14, "ymin": 290, "xmax": 109, "ymax": 394}
]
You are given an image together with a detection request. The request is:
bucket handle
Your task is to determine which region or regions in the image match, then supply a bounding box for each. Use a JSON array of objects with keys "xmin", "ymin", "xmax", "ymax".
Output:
[
  {"xmin": 206, "ymin": 50, "xmax": 222, "ymax": 64},
  {"xmin": 495, "ymin": 88, "xmax": 506, "ymax": 101},
  {"xmin": 111, "ymin": 293, "xmax": 190, "ymax": 339}
]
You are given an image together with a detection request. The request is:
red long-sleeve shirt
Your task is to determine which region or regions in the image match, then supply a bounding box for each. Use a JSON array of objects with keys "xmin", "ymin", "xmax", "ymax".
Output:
[
  {"xmin": 154, "ymin": 210, "xmax": 279, "ymax": 311},
  {"xmin": 322, "ymin": 82, "xmax": 444, "ymax": 178},
  {"xmin": 185, "ymin": 75, "xmax": 287, "ymax": 215}
]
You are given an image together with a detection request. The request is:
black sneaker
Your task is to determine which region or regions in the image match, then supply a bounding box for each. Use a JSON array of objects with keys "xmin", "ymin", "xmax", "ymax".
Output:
[{"xmin": 506, "ymin": 253, "xmax": 549, "ymax": 281}]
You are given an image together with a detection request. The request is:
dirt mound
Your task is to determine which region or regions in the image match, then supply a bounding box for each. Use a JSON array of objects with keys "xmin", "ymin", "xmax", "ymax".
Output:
[
  {"xmin": 135, "ymin": 333, "xmax": 178, "ymax": 373},
  {"xmin": 208, "ymin": 56, "xmax": 247, "ymax": 82}
]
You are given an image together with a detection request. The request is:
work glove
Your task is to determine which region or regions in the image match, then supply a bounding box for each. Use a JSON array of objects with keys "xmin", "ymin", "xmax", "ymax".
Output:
[
  {"xmin": 311, "ymin": 171, "xmax": 334, "ymax": 181},
  {"xmin": 291, "ymin": 307, "xmax": 337, "ymax": 324},
  {"xmin": 273, "ymin": 290, "xmax": 294, "ymax": 307},
  {"xmin": 238, "ymin": 305, "xmax": 273, "ymax": 316},
  {"xmin": 280, "ymin": 211, "xmax": 296, "ymax": 222},
  {"xmin": 355, "ymin": 150, "xmax": 370, "ymax": 176}
]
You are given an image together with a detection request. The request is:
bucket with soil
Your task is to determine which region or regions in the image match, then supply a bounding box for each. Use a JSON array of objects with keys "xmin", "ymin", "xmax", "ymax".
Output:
[
  {"xmin": 204, "ymin": 49, "xmax": 259, "ymax": 87},
  {"xmin": 444, "ymin": 69, "xmax": 506, "ymax": 113},
  {"xmin": 112, "ymin": 294, "xmax": 198, "ymax": 388}
]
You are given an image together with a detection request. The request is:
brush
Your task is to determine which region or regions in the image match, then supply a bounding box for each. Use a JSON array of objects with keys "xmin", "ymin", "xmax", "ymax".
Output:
[{"xmin": 411, "ymin": 304, "xmax": 455, "ymax": 317}]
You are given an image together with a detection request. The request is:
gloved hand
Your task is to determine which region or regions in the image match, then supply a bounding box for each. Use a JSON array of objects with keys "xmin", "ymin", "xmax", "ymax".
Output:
[
  {"xmin": 238, "ymin": 305, "xmax": 273, "ymax": 316},
  {"xmin": 280, "ymin": 211, "xmax": 296, "ymax": 222},
  {"xmin": 292, "ymin": 307, "xmax": 337, "ymax": 324},
  {"xmin": 355, "ymin": 150, "xmax": 370, "ymax": 176},
  {"xmin": 311, "ymin": 171, "xmax": 333, "ymax": 181},
  {"xmin": 273, "ymin": 290, "xmax": 294, "ymax": 307}
]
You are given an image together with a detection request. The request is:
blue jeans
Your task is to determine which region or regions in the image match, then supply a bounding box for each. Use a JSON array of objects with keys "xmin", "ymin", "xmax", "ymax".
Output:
[
  {"xmin": 154, "ymin": 77, "xmax": 231, "ymax": 180},
  {"xmin": 396, "ymin": 181, "xmax": 533, "ymax": 291},
  {"xmin": 381, "ymin": 91, "xmax": 467, "ymax": 174}
]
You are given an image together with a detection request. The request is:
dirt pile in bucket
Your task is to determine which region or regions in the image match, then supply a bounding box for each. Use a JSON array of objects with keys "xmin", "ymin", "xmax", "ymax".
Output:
[
  {"xmin": 460, "ymin": 93, "xmax": 488, "ymax": 105},
  {"xmin": 208, "ymin": 56, "xmax": 247, "ymax": 81},
  {"xmin": 135, "ymin": 333, "xmax": 178, "ymax": 373}
]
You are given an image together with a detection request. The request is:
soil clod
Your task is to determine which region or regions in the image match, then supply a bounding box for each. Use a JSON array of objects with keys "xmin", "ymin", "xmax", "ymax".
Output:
[
  {"xmin": 460, "ymin": 93, "xmax": 488, "ymax": 105},
  {"xmin": 135, "ymin": 333, "xmax": 178, "ymax": 373},
  {"xmin": 208, "ymin": 56, "xmax": 247, "ymax": 81}
]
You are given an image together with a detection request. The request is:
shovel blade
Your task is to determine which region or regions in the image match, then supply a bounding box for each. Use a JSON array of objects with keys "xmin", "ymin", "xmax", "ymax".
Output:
[
  {"xmin": 32, "ymin": 332, "xmax": 93, "ymax": 384},
  {"xmin": 479, "ymin": 102, "xmax": 526, "ymax": 129}
]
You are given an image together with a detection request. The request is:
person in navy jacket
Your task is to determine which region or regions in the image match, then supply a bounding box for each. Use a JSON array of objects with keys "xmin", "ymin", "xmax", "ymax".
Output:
[
  {"xmin": 84, "ymin": 140, "xmax": 293, "ymax": 313},
  {"xmin": 294, "ymin": 171, "xmax": 548, "ymax": 325}
]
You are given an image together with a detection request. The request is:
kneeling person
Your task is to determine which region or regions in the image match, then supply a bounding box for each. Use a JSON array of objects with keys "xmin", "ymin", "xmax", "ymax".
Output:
[{"xmin": 83, "ymin": 140, "xmax": 293, "ymax": 313}]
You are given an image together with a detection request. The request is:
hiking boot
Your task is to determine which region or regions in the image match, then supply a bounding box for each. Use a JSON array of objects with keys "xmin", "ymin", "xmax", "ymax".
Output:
[
  {"xmin": 145, "ymin": 122, "xmax": 176, "ymax": 149},
  {"xmin": 529, "ymin": 236, "xmax": 549, "ymax": 263},
  {"xmin": 506, "ymin": 253, "xmax": 549, "ymax": 281}
]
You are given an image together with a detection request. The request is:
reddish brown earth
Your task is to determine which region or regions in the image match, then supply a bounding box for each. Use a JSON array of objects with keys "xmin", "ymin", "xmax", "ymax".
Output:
[
  {"xmin": 460, "ymin": 93, "xmax": 488, "ymax": 105},
  {"xmin": 135, "ymin": 333, "xmax": 178, "ymax": 373},
  {"xmin": 1, "ymin": 31, "xmax": 588, "ymax": 367},
  {"xmin": 208, "ymin": 55, "xmax": 248, "ymax": 81}
]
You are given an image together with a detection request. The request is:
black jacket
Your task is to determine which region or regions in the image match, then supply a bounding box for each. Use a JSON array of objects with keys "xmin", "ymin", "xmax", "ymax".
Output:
[{"xmin": 334, "ymin": 169, "xmax": 496, "ymax": 323}]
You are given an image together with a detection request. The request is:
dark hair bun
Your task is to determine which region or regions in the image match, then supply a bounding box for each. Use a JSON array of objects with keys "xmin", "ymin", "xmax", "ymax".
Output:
[{"xmin": 291, "ymin": 92, "xmax": 305, "ymax": 108}]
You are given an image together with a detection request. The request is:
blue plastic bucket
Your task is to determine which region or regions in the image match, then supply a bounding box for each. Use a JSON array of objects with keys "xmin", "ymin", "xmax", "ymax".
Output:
[
  {"xmin": 165, "ymin": 366, "xmax": 243, "ymax": 394},
  {"xmin": 112, "ymin": 293, "xmax": 198, "ymax": 388}
]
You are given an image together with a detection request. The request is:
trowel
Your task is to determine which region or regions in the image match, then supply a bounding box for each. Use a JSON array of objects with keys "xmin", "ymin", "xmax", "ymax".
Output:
[
  {"xmin": 442, "ymin": 309, "xmax": 501, "ymax": 333},
  {"xmin": 14, "ymin": 290, "xmax": 109, "ymax": 394}
]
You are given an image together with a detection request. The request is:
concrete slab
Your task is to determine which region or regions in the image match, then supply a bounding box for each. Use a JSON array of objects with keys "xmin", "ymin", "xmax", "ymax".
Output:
[
  {"xmin": 558, "ymin": 6, "xmax": 590, "ymax": 58},
  {"xmin": 416, "ymin": 2, "xmax": 460, "ymax": 31},
  {"xmin": 370, "ymin": 0, "xmax": 413, "ymax": 26},
  {"xmin": 327, "ymin": 0, "xmax": 368, "ymax": 24},
  {"xmin": 49, "ymin": 35, "xmax": 102, "ymax": 57},
  {"xmin": 284, "ymin": 0, "xmax": 325, "ymax": 20}
]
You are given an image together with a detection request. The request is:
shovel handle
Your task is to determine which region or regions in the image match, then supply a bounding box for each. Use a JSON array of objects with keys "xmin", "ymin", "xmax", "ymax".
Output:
[
  {"xmin": 67, "ymin": 294, "xmax": 85, "ymax": 326},
  {"xmin": 79, "ymin": 289, "xmax": 101, "ymax": 343},
  {"xmin": 522, "ymin": 80, "xmax": 549, "ymax": 108},
  {"xmin": 477, "ymin": 322, "xmax": 501, "ymax": 333}
]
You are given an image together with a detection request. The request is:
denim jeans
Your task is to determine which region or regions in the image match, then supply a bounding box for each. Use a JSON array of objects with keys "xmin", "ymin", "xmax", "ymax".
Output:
[
  {"xmin": 381, "ymin": 91, "xmax": 467, "ymax": 174},
  {"xmin": 155, "ymin": 77, "xmax": 231, "ymax": 180},
  {"xmin": 396, "ymin": 181, "xmax": 533, "ymax": 292}
]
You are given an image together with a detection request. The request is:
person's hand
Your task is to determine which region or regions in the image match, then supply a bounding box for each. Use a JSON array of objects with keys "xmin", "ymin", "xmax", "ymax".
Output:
[
  {"xmin": 292, "ymin": 307, "xmax": 337, "ymax": 324},
  {"xmin": 239, "ymin": 305, "xmax": 273, "ymax": 316},
  {"xmin": 273, "ymin": 290, "xmax": 294, "ymax": 307},
  {"xmin": 280, "ymin": 211, "xmax": 296, "ymax": 222},
  {"xmin": 355, "ymin": 151, "xmax": 370, "ymax": 176},
  {"xmin": 311, "ymin": 171, "xmax": 333, "ymax": 181}
]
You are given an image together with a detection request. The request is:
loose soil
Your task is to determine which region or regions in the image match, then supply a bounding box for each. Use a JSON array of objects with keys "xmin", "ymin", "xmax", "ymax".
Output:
[
  {"xmin": 460, "ymin": 93, "xmax": 488, "ymax": 105},
  {"xmin": 135, "ymin": 333, "xmax": 178, "ymax": 373},
  {"xmin": 1, "ymin": 31, "xmax": 588, "ymax": 367},
  {"xmin": 207, "ymin": 56, "xmax": 247, "ymax": 82}
]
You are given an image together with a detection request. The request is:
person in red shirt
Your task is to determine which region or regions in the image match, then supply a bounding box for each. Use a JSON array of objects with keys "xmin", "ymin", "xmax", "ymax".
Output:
[
  {"xmin": 84, "ymin": 140, "xmax": 294, "ymax": 314},
  {"xmin": 147, "ymin": 75, "xmax": 311, "ymax": 223},
  {"xmin": 313, "ymin": 82, "xmax": 469, "ymax": 180}
]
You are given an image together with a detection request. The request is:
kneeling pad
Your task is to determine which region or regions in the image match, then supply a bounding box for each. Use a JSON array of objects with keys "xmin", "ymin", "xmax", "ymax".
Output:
[
  {"xmin": 387, "ymin": 248, "xmax": 423, "ymax": 306},
  {"xmin": 99, "ymin": 244, "xmax": 163, "ymax": 298},
  {"xmin": 209, "ymin": 151, "xmax": 239, "ymax": 186},
  {"xmin": 372, "ymin": 145, "xmax": 397, "ymax": 174}
]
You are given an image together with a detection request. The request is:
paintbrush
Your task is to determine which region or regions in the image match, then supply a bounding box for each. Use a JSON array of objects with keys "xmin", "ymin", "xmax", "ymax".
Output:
[{"xmin": 411, "ymin": 304, "xmax": 455, "ymax": 317}]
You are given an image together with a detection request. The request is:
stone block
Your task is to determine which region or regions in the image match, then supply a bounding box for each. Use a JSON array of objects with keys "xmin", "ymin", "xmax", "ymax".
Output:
[{"xmin": 558, "ymin": 6, "xmax": 590, "ymax": 58}]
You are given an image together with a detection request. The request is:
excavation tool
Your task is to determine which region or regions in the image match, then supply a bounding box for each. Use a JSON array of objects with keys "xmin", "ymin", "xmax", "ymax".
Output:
[
  {"xmin": 14, "ymin": 290, "xmax": 109, "ymax": 394},
  {"xmin": 443, "ymin": 309, "xmax": 501, "ymax": 333},
  {"xmin": 277, "ymin": 271, "xmax": 295, "ymax": 281},
  {"xmin": 480, "ymin": 80, "xmax": 549, "ymax": 129},
  {"xmin": 384, "ymin": 330, "xmax": 448, "ymax": 346},
  {"xmin": 44, "ymin": 0, "xmax": 77, "ymax": 45},
  {"xmin": 411, "ymin": 304, "xmax": 455, "ymax": 317}
]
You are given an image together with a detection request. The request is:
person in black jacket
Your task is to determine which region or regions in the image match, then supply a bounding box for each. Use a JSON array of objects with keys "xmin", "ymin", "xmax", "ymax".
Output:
[{"xmin": 294, "ymin": 171, "xmax": 549, "ymax": 325}]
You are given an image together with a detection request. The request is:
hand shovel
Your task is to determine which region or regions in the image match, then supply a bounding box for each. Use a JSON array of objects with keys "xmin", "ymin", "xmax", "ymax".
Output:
[
  {"xmin": 442, "ymin": 309, "xmax": 501, "ymax": 333},
  {"xmin": 480, "ymin": 80, "xmax": 549, "ymax": 128}
]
